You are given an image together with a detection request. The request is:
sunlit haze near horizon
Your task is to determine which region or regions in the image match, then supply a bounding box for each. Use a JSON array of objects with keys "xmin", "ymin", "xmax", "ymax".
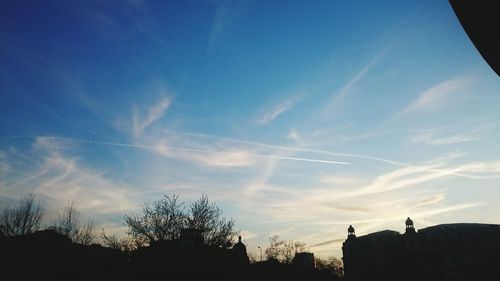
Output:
[{"xmin": 1, "ymin": 0, "xmax": 499, "ymax": 258}]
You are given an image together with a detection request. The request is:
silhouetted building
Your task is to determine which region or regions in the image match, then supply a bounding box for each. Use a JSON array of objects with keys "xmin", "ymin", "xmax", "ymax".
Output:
[
  {"xmin": 342, "ymin": 218, "xmax": 500, "ymax": 281},
  {"xmin": 1, "ymin": 228, "xmax": 338, "ymax": 281},
  {"xmin": 348, "ymin": 224, "xmax": 356, "ymax": 238},
  {"xmin": 233, "ymin": 235, "xmax": 250, "ymax": 264},
  {"xmin": 405, "ymin": 217, "xmax": 416, "ymax": 234},
  {"xmin": 292, "ymin": 252, "xmax": 315, "ymax": 269},
  {"xmin": 1, "ymin": 229, "xmax": 126, "ymax": 281}
]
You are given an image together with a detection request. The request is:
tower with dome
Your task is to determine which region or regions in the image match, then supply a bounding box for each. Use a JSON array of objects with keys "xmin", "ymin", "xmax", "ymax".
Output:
[{"xmin": 342, "ymin": 217, "xmax": 500, "ymax": 281}]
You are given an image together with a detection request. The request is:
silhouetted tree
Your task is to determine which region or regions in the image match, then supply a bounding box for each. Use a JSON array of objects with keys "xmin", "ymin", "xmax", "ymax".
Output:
[
  {"xmin": 187, "ymin": 194, "xmax": 238, "ymax": 247},
  {"xmin": 100, "ymin": 229, "xmax": 122, "ymax": 249},
  {"xmin": 124, "ymin": 194, "xmax": 186, "ymax": 244},
  {"xmin": 265, "ymin": 235, "xmax": 307, "ymax": 264},
  {"xmin": 52, "ymin": 202, "xmax": 95, "ymax": 245},
  {"xmin": 315, "ymin": 256, "xmax": 344, "ymax": 278},
  {"xmin": 0, "ymin": 192, "xmax": 44, "ymax": 236},
  {"xmin": 248, "ymin": 251, "xmax": 259, "ymax": 263},
  {"xmin": 100, "ymin": 229, "xmax": 138, "ymax": 252},
  {"xmin": 124, "ymin": 194, "xmax": 238, "ymax": 247}
]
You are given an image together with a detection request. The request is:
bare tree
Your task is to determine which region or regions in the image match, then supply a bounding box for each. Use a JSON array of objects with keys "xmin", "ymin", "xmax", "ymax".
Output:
[
  {"xmin": 100, "ymin": 228, "xmax": 138, "ymax": 252},
  {"xmin": 247, "ymin": 251, "xmax": 259, "ymax": 263},
  {"xmin": 124, "ymin": 194, "xmax": 186, "ymax": 244},
  {"xmin": 266, "ymin": 235, "xmax": 278, "ymax": 260},
  {"xmin": 187, "ymin": 194, "xmax": 238, "ymax": 247},
  {"xmin": 294, "ymin": 241, "xmax": 307, "ymax": 253},
  {"xmin": 315, "ymin": 256, "xmax": 344, "ymax": 278},
  {"xmin": 265, "ymin": 235, "xmax": 307, "ymax": 264},
  {"xmin": 124, "ymin": 194, "xmax": 238, "ymax": 247},
  {"xmin": 0, "ymin": 192, "xmax": 44, "ymax": 236},
  {"xmin": 52, "ymin": 202, "xmax": 95, "ymax": 245}
]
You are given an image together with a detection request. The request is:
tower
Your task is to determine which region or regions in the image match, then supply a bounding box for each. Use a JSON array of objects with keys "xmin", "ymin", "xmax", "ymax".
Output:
[
  {"xmin": 405, "ymin": 217, "xmax": 416, "ymax": 234},
  {"xmin": 348, "ymin": 225, "xmax": 356, "ymax": 239},
  {"xmin": 232, "ymin": 235, "xmax": 249, "ymax": 264}
]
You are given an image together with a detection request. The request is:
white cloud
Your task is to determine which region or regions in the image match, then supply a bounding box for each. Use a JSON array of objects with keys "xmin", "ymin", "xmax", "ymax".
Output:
[
  {"xmin": 1, "ymin": 138, "xmax": 139, "ymax": 217},
  {"xmin": 356, "ymin": 163, "xmax": 451, "ymax": 195},
  {"xmin": 350, "ymin": 160, "xmax": 500, "ymax": 196},
  {"xmin": 410, "ymin": 121, "xmax": 500, "ymax": 145},
  {"xmin": 3, "ymin": 135, "xmax": 497, "ymax": 259},
  {"xmin": 410, "ymin": 131, "xmax": 479, "ymax": 145},
  {"xmin": 286, "ymin": 128, "xmax": 301, "ymax": 142},
  {"xmin": 239, "ymin": 229, "xmax": 259, "ymax": 241},
  {"xmin": 399, "ymin": 77, "xmax": 470, "ymax": 115},
  {"xmin": 146, "ymin": 137, "xmax": 258, "ymax": 168},
  {"xmin": 149, "ymin": 138, "xmax": 349, "ymax": 168},
  {"xmin": 340, "ymin": 131, "xmax": 388, "ymax": 142},
  {"xmin": 132, "ymin": 96, "xmax": 172, "ymax": 137},
  {"xmin": 319, "ymin": 174, "xmax": 365, "ymax": 186},
  {"xmin": 208, "ymin": 0, "xmax": 246, "ymax": 51},
  {"xmin": 233, "ymin": 153, "xmax": 500, "ymax": 257},
  {"xmin": 179, "ymin": 149, "xmax": 256, "ymax": 168},
  {"xmin": 246, "ymin": 158, "xmax": 500, "ymax": 224},
  {"xmin": 326, "ymin": 48, "xmax": 388, "ymax": 111},
  {"xmin": 69, "ymin": 0, "xmax": 163, "ymax": 42},
  {"xmin": 155, "ymin": 128, "xmax": 405, "ymax": 167},
  {"xmin": 257, "ymin": 98, "xmax": 297, "ymax": 125}
]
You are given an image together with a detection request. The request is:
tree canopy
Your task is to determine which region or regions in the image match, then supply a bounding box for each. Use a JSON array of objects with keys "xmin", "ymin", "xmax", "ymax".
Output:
[
  {"xmin": 124, "ymin": 194, "xmax": 238, "ymax": 247},
  {"xmin": 0, "ymin": 192, "xmax": 44, "ymax": 236}
]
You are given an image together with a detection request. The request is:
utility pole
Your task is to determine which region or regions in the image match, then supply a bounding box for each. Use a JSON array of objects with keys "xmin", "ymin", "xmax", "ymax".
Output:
[{"xmin": 258, "ymin": 246, "xmax": 262, "ymax": 262}]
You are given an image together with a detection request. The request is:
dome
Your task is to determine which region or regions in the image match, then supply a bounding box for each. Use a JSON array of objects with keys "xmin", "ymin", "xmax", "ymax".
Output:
[
  {"xmin": 233, "ymin": 236, "xmax": 247, "ymax": 252},
  {"xmin": 406, "ymin": 217, "xmax": 414, "ymax": 227},
  {"xmin": 232, "ymin": 236, "xmax": 249, "ymax": 264},
  {"xmin": 347, "ymin": 225, "xmax": 356, "ymax": 239}
]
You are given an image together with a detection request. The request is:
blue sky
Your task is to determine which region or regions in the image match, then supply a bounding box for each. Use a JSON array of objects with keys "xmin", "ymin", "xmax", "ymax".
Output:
[{"xmin": 1, "ymin": 0, "xmax": 499, "ymax": 258}]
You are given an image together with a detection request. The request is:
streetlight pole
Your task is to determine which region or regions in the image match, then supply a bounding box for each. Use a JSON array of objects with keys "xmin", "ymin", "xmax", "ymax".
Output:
[{"xmin": 258, "ymin": 246, "xmax": 262, "ymax": 262}]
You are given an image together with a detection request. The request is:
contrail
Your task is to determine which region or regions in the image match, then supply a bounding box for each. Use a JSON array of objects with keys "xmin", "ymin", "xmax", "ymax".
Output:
[
  {"xmin": 0, "ymin": 135, "xmax": 350, "ymax": 166},
  {"xmin": 310, "ymin": 238, "xmax": 345, "ymax": 248},
  {"xmin": 154, "ymin": 128, "xmax": 405, "ymax": 166},
  {"xmin": 153, "ymin": 129, "xmax": 500, "ymax": 180}
]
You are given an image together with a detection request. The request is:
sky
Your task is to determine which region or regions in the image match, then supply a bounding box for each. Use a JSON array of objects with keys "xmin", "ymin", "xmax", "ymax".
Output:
[{"xmin": 1, "ymin": 0, "xmax": 499, "ymax": 258}]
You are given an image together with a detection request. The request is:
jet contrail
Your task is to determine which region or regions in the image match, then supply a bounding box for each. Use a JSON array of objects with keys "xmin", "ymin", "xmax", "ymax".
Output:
[
  {"xmin": 154, "ymin": 128, "xmax": 405, "ymax": 166},
  {"xmin": 0, "ymin": 135, "xmax": 350, "ymax": 166}
]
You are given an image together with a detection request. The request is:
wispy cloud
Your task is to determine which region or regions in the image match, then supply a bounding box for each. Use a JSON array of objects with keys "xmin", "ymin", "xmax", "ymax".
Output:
[
  {"xmin": 208, "ymin": 0, "xmax": 246, "ymax": 51},
  {"xmin": 152, "ymin": 142, "xmax": 256, "ymax": 168},
  {"xmin": 1, "ymin": 137, "xmax": 139, "ymax": 217},
  {"xmin": 310, "ymin": 238, "xmax": 345, "ymax": 248},
  {"xmin": 3, "ymin": 135, "xmax": 497, "ymax": 258},
  {"xmin": 125, "ymin": 139, "xmax": 351, "ymax": 167},
  {"xmin": 342, "ymin": 160, "xmax": 500, "ymax": 197},
  {"xmin": 152, "ymin": 128, "xmax": 406, "ymax": 167},
  {"xmin": 64, "ymin": 0, "xmax": 163, "ymax": 42},
  {"xmin": 319, "ymin": 174, "xmax": 365, "ymax": 186},
  {"xmin": 256, "ymin": 98, "xmax": 299, "ymax": 125},
  {"xmin": 251, "ymin": 158, "xmax": 500, "ymax": 222},
  {"xmin": 286, "ymin": 128, "xmax": 302, "ymax": 143},
  {"xmin": 339, "ymin": 130, "xmax": 389, "ymax": 142},
  {"xmin": 410, "ymin": 120, "xmax": 500, "ymax": 145},
  {"xmin": 236, "ymin": 152, "xmax": 500, "ymax": 255},
  {"xmin": 2, "ymin": 135, "xmax": 351, "ymax": 169},
  {"xmin": 326, "ymin": 49, "xmax": 388, "ymax": 110},
  {"xmin": 132, "ymin": 96, "xmax": 172, "ymax": 137},
  {"xmin": 411, "ymin": 131, "xmax": 479, "ymax": 145},
  {"xmin": 398, "ymin": 77, "xmax": 471, "ymax": 116},
  {"xmin": 239, "ymin": 229, "xmax": 259, "ymax": 241}
]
